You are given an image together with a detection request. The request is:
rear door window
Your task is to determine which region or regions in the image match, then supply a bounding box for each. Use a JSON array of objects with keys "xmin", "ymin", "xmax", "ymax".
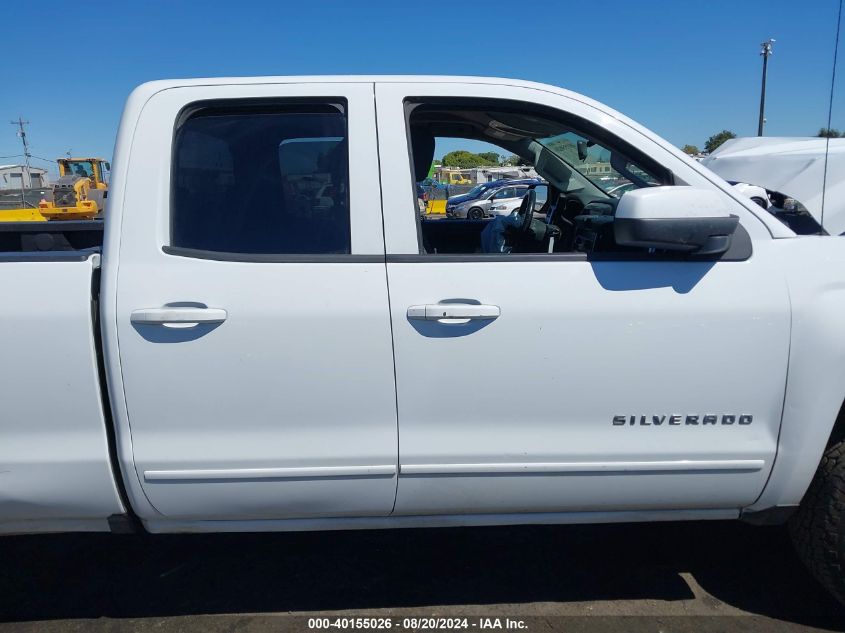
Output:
[{"xmin": 171, "ymin": 102, "xmax": 350, "ymax": 256}]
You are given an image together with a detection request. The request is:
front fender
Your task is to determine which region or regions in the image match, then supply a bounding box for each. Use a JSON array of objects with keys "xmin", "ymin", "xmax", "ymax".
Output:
[{"xmin": 748, "ymin": 236, "xmax": 845, "ymax": 511}]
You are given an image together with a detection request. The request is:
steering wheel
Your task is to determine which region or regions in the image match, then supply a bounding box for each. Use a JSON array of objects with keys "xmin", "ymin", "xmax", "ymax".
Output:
[{"xmin": 515, "ymin": 189, "xmax": 537, "ymax": 232}]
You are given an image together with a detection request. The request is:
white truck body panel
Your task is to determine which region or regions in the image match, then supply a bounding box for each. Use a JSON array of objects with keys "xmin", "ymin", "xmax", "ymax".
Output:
[
  {"xmin": 382, "ymin": 256, "xmax": 788, "ymax": 515},
  {"xmin": 0, "ymin": 254, "xmax": 123, "ymax": 533}
]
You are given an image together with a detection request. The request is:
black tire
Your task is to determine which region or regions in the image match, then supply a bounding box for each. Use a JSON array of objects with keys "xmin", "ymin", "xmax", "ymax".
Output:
[
  {"xmin": 789, "ymin": 439, "xmax": 845, "ymax": 605},
  {"xmin": 467, "ymin": 207, "xmax": 484, "ymax": 220}
]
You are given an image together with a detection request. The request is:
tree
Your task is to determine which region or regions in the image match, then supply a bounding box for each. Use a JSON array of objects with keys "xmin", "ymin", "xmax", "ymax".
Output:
[
  {"xmin": 682, "ymin": 144, "xmax": 700, "ymax": 155},
  {"xmin": 818, "ymin": 127, "xmax": 842, "ymax": 138},
  {"xmin": 503, "ymin": 154, "xmax": 527, "ymax": 166},
  {"xmin": 478, "ymin": 152, "xmax": 501, "ymax": 165},
  {"xmin": 441, "ymin": 150, "xmax": 498, "ymax": 169},
  {"xmin": 543, "ymin": 137, "xmax": 579, "ymax": 164},
  {"xmin": 704, "ymin": 130, "xmax": 737, "ymax": 154}
]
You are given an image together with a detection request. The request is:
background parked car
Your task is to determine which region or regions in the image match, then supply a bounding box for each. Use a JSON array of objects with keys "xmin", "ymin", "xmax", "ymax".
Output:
[
  {"xmin": 419, "ymin": 177, "xmax": 447, "ymax": 190},
  {"xmin": 446, "ymin": 178, "xmax": 542, "ymax": 214},
  {"xmin": 488, "ymin": 184, "xmax": 548, "ymax": 217},
  {"xmin": 607, "ymin": 182, "xmax": 636, "ymax": 198},
  {"xmin": 448, "ymin": 185, "xmax": 530, "ymax": 219},
  {"xmin": 728, "ymin": 181, "xmax": 824, "ymax": 235},
  {"xmin": 730, "ymin": 181, "xmax": 769, "ymax": 209}
]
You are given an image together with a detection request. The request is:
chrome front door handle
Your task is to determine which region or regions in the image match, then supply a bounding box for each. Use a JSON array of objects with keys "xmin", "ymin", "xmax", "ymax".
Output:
[{"xmin": 407, "ymin": 303, "xmax": 500, "ymax": 321}]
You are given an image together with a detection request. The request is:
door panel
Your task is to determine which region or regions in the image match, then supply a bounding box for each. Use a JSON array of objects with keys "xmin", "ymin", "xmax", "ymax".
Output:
[
  {"xmin": 115, "ymin": 82, "xmax": 398, "ymax": 520},
  {"xmin": 375, "ymin": 82, "xmax": 789, "ymax": 515},
  {"xmin": 386, "ymin": 256, "xmax": 788, "ymax": 515}
]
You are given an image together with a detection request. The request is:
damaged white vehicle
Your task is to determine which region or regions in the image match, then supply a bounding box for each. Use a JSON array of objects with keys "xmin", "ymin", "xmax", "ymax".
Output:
[{"xmin": 702, "ymin": 137, "xmax": 844, "ymax": 235}]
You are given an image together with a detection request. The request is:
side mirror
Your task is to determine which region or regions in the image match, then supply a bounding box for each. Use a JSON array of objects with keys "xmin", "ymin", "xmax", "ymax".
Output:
[{"xmin": 614, "ymin": 186, "xmax": 739, "ymax": 255}]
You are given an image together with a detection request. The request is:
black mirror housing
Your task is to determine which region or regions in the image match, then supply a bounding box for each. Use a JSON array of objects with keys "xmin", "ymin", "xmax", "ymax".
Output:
[
  {"xmin": 615, "ymin": 215, "xmax": 739, "ymax": 255},
  {"xmin": 613, "ymin": 187, "xmax": 740, "ymax": 256}
]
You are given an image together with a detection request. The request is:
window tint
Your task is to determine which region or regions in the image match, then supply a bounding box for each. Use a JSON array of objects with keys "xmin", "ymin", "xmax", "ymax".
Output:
[{"xmin": 171, "ymin": 102, "xmax": 350, "ymax": 255}]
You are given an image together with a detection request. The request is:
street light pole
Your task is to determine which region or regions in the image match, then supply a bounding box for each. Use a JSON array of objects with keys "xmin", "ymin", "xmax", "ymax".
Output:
[{"xmin": 758, "ymin": 39, "xmax": 775, "ymax": 136}]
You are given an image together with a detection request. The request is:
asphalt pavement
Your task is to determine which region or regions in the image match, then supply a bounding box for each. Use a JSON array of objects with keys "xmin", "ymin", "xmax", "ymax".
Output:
[{"xmin": 1, "ymin": 520, "xmax": 843, "ymax": 632}]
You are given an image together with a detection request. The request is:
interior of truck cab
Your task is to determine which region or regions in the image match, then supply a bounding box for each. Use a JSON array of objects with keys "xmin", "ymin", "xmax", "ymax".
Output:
[{"xmin": 407, "ymin": 99, "xmax": 669, "ymax": 256}]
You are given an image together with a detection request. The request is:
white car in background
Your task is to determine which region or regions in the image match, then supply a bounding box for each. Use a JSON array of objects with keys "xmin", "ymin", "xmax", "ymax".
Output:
[
  {"xmin": 730, "ymin": 182, "xmax": 769, "ymax": 209},
  {"xmin": 607, "ymin": 182, "xmax": 636, "ymax": 198},
  {"xmin": 488, "ymin": 184, "xmax": 548, "ymax": 217},
  {"xmin": 701, "ymin": 136, "xmax": 844, "ymax": 234},
  {"xmin": 728, "ymin": 181, "xmax": 825, "ymax": 234},
  {"xmin": 449, "ymin": 184, "xmax": 531, "ymax": 219}
]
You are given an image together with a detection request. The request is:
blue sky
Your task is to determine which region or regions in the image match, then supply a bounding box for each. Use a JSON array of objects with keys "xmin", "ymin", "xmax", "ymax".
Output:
[{"xmin": 1, "ymin": 0, "xmax": 842, "ymax": 174}]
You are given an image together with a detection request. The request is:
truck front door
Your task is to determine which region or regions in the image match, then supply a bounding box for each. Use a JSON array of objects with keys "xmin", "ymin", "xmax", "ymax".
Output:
[
  {"xmin": 110, "ymin": 82, "xmax": 398, "ymax": 521},
  {"xmin": 375, "ymin": 81, "xmax": 790, "ymax": 517}
]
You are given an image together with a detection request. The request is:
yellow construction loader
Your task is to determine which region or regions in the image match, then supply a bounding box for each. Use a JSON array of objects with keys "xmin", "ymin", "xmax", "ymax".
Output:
[
  {"xmin": 57, "ymin": 157, "xmax": 109, "ymax": 190},
  {"xmin": 0, "ymin": 157, "xmax": 109, "ymax": 222}
]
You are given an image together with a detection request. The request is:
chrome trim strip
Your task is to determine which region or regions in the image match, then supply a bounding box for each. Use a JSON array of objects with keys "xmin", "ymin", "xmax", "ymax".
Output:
[
  {"xmin": 144, "ymin": 465, "xmax": 397, "ymax": 481},
  {"xmin": 400, "ymin": 460, "xmax": 765, "ymax": 475}
]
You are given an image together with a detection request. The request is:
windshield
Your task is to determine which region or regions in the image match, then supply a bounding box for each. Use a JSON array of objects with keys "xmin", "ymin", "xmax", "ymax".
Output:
[
  {"xmin": 64, "ymin": 161, "xmax": 95, "ymax": 178},
  {"xmin": 536, "ymin": 132, "xmax": 660, "ymax": 195}
]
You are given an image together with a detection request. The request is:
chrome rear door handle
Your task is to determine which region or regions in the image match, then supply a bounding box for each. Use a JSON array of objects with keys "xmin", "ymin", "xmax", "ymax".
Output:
[{"xmin": 130, "ymin": 307, "xmax": 228, "ymax": 325}]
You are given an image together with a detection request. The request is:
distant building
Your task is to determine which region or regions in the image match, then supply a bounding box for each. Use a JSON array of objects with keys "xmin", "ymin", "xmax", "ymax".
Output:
[
  {"xmin": 580, "ymin": 161, "xmax": 613, "ymax": 177},
  {"xmin": 435, "ymin": 165, "xmax": 539, "ymax": 184},
  {"xmin": 0, "ymin": 165, "xmax": 49, "ymax": 189},
  {"xmin": 470, "ymin": 166, "xmax": 539, "ymax": 182}
]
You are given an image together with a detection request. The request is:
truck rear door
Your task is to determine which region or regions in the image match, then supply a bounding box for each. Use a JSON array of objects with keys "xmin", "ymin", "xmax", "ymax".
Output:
[{"xmin": 107, "ymin": 82, "xmax": 398, "ymax": 522}]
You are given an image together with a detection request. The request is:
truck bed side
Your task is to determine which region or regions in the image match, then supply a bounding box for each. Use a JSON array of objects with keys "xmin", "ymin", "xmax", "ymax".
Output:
[{"xmin": 0, "ymin": 251, "xmax": 124, "ymax": 533}]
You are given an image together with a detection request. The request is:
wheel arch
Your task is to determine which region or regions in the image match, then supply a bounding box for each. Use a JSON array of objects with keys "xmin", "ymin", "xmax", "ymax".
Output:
[{"xmin": 826, "ymin": 398, "xmax": 845, "ymax": 449}]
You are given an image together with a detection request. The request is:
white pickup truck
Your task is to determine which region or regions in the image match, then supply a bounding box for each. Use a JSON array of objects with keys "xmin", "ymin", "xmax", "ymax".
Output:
[{"xmin": 4, "ymin": 76, "xmax": 845, "ymax": 604}]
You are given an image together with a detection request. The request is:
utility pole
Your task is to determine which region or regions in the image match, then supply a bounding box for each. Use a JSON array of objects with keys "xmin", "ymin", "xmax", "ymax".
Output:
[
  {"xmin": 10, "ymin": 117, "xmax": 32, "ymax": 206},
  {"xmin": 758, "ymin": 39, "xmax": 775, "ymax": 136}
]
